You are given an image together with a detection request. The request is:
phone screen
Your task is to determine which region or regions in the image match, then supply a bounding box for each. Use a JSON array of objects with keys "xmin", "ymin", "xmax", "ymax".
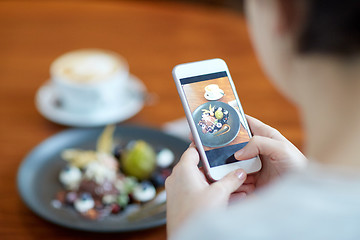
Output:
[{"xmin": 180, "ymin": 71, "xmax": 251, "ymax": 167}]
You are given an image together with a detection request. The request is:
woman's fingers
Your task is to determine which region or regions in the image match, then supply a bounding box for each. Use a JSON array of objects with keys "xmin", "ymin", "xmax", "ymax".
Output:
[
  {"xmin": 234, "ymin": 183, "xmax": 256, "ymax": 194},
  {"xmin": 189, "ymin": 133, "xmax": 194, "ymax": 143},
  {"xmin": 177, "ymin": 145, "xmax": 200, "ymax": 169},
  {"xmin": 229, "ymin": 192, "xmax": 247, "ymax": 204},
  {"xmin": 166, "ymin": 145, "xmax": 209, "ymax": 190},
  {"xmin": 234, "ymin": 133, "xmax": 307, "ymax": 173},
  {"xmin": 244, "ymin": 174, "xmax": 255, "ymax": 184},
  {"xmin": 246, "ymin": 115, "xmax": 288, "ymax": 141},
  {"xmin": 210, "ymin": 169, "xmax": 247, "ymax": 196},
  {"xmin": 234, "ymin": 135, "xmax": 286, "ymax": 161}
]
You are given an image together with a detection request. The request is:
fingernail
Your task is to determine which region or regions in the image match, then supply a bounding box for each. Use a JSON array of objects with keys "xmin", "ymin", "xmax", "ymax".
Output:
[
  {"xmin": 235, "ymin": 149, "xmax": 244, "ymax": 158},
  {"xmin": 235, "ymin": 169, "xmax": 245, "ymax": 179},
  {"xmin": 238, "ymin": 192, "xmax": 247, "ymax": 200}
]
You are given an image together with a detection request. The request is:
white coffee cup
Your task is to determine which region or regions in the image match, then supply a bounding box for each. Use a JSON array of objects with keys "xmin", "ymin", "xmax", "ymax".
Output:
[
  {"xmin": 204, "ymin": 84, "xmax": 224, "ymax": 99},
  {"xmin": 50, "ymin": 49, "xmax": 129, "ymax": 113}
]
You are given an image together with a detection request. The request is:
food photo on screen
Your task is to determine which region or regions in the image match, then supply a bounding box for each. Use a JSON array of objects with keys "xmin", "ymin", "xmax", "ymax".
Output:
[{"xmin": 181, "ymin": 72, "xmax": 251, "ymax": 167}]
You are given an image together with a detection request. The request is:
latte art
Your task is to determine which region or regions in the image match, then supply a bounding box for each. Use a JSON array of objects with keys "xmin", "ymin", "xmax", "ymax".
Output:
[
  {"xmin": 50, "ymin": 49, "xmax": 129, "ymax": 113},
  {"xmin": 204, "ymin": 84, "xmax": 224, "ymax": 100},
  {"xmin": 51, "ymin": 49, "xmax": 127, "ymax": 84}
]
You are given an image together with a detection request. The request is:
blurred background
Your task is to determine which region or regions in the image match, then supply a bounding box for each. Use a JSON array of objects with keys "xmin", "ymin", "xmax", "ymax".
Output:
[{"xmin": 0, "ymin": 0, "xmax": 302, "ymax": 240}]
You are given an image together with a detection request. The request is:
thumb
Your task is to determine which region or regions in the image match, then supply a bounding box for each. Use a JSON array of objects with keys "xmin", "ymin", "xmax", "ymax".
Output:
[
  {"xmin": 178, "ymin": 145, "xmax": 200, "ymax": 168},
  {"xmin": 210, "ymin": 169, "xmax": 247, "ymax": 196},
  {"xmin": 234, "ymin": 135, "xmax": 283, "ymax": 161}
]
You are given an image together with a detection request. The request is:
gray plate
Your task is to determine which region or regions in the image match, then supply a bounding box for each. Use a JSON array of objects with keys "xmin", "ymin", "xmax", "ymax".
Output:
[
  {"xmin": 193, "ymin": 101, "xmax": 240, "ymax": 148},
  {"xmin": 17, "ymin": 126, "xmax": 188, "ymax": 232}
]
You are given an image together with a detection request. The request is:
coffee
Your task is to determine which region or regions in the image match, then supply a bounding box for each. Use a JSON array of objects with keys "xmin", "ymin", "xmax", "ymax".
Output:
[
  {"xmin": 205, "ymin": 84, "xmax": 224, "ymax": 99},
  {"xmin": 50, "ymin": 49, "xmax": 129, "ymax": 113},
  {"xmin": 205, "ymin": 84, "xmax": 220, "ymax": 92},
  {"xmin": 51, "ymin": 49, "xmax": 127, "ymax": 84}
]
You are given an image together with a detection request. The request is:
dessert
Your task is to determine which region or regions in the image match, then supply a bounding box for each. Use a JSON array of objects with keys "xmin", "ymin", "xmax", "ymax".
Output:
[
  {"xmin": 53, "ymin": 125, "xmax": 175, "ymax": 220},
  {"xmin": 198, "ymin": 104, "xmax": 230, "ymax": 134}
]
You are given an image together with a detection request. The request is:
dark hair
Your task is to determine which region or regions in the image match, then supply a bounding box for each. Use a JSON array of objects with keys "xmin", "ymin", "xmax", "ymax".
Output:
[{"xmin": 298, "ymin": 0, "xmax": 360, "ymax": 56}]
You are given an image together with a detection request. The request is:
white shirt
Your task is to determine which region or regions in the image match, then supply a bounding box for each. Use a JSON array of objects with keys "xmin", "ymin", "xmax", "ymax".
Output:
[{"xmin": 172, "ymin": 163, "xmax": 360, "ymax": 240}]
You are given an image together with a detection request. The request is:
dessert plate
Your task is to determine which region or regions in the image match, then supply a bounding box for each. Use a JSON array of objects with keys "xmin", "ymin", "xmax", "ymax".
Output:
[
  {"xmin": 17, "ymin": 126, "xmax": 189, "ymax": 232},
  {"xmin": 193, "ymin": 101, "xmax": 240, "ymax": 148},
  {"xmin": 36, "ymin": 74, "xmax": 145, "ymax": 127}
]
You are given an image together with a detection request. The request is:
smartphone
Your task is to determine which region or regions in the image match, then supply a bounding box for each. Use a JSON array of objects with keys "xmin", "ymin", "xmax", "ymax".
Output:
[{"xmin": 173, "ymin": 58, "xmax": 261, "ymax": 181}]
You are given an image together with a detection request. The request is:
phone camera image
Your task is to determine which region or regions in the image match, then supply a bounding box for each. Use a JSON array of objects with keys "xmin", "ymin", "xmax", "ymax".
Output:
[
  {"xmin": 194, "ymin": 101, "xmax": 239, "ymax": 148},
  {"xmin": 180, "ymin": 71, "xmax": 251, "ymax": 168}
]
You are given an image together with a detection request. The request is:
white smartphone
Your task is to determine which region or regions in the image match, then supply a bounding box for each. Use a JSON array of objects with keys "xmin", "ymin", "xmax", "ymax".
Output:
[{"xmin": 173, "ymin": 58, "xmax": 262, "ymax": 181}]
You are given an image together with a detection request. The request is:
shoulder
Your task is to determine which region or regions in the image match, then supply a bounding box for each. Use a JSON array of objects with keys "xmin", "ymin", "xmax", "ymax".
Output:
[{"xmin": 173, "ymin": 167, "xmax": 360, "ymax": 240}]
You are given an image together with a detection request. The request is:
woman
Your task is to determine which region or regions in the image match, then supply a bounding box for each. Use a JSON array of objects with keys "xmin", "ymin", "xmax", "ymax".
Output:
[{"xmin": 166, "ymin": 0, "xmax": 360, "ymax": 239}]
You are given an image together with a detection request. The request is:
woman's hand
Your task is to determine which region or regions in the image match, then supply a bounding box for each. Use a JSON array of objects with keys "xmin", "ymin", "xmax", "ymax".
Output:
[
  {"xmin": 235, "ymin": 115, "xmax": 307, "ymax": 190},
  {"xmin": 165, "ymin": 145, "xmax": 247, "ymax": 237},
  {"xmin": 165, "ymin": 115, "xmax": 307, "ymax": 237}
]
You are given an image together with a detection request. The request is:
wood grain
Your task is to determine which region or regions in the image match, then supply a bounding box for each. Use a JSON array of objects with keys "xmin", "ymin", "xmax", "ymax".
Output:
[{"xmin": 0, "ymin": 1, "xmax": 303, "ymax": 239}]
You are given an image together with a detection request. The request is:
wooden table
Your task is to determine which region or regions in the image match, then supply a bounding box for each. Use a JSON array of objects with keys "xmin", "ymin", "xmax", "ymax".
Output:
[{"xmin": 0, "ymin": 1, "xmax": 303, "ymax": 239}]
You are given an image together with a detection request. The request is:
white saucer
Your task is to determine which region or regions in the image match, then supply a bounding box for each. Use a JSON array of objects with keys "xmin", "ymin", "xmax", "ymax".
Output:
[
  {"xmin": 35, "ymin": 74, "xmax": 146, "ymax": 127},
  {"xmin": 204, "ymin": 90, "xmax": 224, "ymax": 101}
]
